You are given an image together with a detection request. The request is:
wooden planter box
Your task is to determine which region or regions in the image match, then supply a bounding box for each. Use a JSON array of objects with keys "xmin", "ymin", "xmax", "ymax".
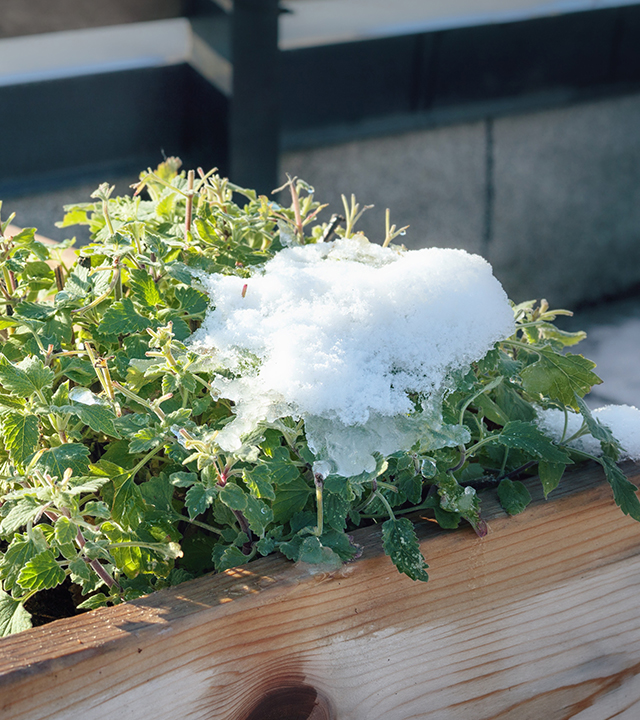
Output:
[{"xmin": 1, "ymin": 460, "xmax": 639, "ymax": 719}]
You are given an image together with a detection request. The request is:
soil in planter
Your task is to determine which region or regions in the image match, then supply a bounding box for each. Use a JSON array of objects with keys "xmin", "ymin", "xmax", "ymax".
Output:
[{"xmin": 23, "ymin": 578, "xmax": 85, "ymax": 627}]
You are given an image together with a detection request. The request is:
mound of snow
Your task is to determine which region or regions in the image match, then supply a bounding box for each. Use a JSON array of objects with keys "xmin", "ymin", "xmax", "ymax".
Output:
[
  {"xmin": 537, "ymin": 404, "xmax": 640, "ymax": 461},
  {"xmin": 190, "ymin": 236, "xmax": 515, "ymax": 476}
]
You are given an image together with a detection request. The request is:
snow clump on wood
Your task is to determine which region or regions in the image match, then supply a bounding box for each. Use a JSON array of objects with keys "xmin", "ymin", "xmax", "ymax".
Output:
[{"xmin": 189, "ymin": 236, "xmax": 515, "ymax": 476}]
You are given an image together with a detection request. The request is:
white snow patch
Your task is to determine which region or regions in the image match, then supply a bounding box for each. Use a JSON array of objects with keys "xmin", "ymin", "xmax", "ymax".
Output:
[
  {"xmin": 189, "ymin": 236, "xmax": 515, "ymax": 476},
  {"xmin": 536, "ymin": 404, "xmax": 640, "ymax": 461}
]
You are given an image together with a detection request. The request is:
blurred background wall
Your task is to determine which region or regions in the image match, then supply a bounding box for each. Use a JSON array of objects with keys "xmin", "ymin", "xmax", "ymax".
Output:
[{"xmin": 1, "ymin": 0, "xmax": 640, "ymax": 308}]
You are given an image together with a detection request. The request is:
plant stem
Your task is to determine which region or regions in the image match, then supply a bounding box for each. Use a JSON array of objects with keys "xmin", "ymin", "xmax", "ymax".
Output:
[
  {"xmin": 103, "ymin": 200, "xmax": 115, "ymax": 238},
  {"xmin": 447, "ymin": 446, "xmax": 466, "ymax": 474},
  {"xmin": 43, "ymin": 508, "xmax": 120, "ymax": 590},
  {"xmin": 128, "ymin": 444, "xmax": 166, "ymax": 480},
  {"xmin": 312, "ymin": 473, "xmax": 324, "ymax": 536},
  {"xmin": 375, "ymin": 490, "xmax": 396, "ymax": 520},
  {"xmin": 465, "ymin": 435, "xmax": 499, "ymax": 458},
  {"xmin": 181, "ymin": 516, "xmax": 223, "ymax": 535},
  {"xmin": 112, "ymin": 381, "xmax": 166, "ymax": 421},
  {"xmin": 185, "ymin": 169, "xmax": 195, "ymax": 240},
  {"xmin": 458, "ymin": 376, "xmax": 503, "ymax": 426},
  {"xmin": 72, "ymin": 268, "xmax": 120, "ymax": 315}
]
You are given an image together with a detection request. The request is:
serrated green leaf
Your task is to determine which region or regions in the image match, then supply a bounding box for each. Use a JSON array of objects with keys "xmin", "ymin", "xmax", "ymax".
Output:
[
  {"xmin": 177, "ymin": 371, "xmax": 197, "ymax": 394},
  {"xmin": 243, "ymin": 495, "xmax": 273, "ymax": 535},
  {"xmin": 78, "ymin": 404, "xmax": 121, "ymax": 438},
  {"xmin": 434, "ymin": 505, "xmax": 461, "ymax": 529},
  {"xmin": 472, "ymin": 393, "xmax": 510, "ymax": 426},
  {"xmin": 323, "ymin": 491, "xmax": 351, "ymax": 531},
  {"xmin": 51, "ymin": 380, "xmax": 70, "ymax": 407},
  {"xmin": 493, "ymin": 383, "xmax": 536, "ymax": 422},
  {"xmin": 278, "ymin": 534, "xmax": 303, "ymax": 560},
  {"xmin": 129, "ymin": 268, "xmax": 161, "ymax": 307},
  {"xmin": 14, "ymin": 302, "xmax": 57, "ymax": 320},
  {"xmin": 0, "ymin": 590, "xmax": 32, "ymax": 637},
  {"xmin": 114, "ymin": 412, "xmax": 151, "ymax": 440},
  {"xmin": 289, "ymin": 511, "xmax": 316, "ymax": 534},
  {"xmin": 53, "ymin": 516, "xmax": 77, "ymax": 546},
  {"xmin": 398, "ymin": 473, "xmax": 422, "ymax": 505},
  {"xmin": 129, "ymin": 427, "xmax": 164, "ymax": 454},
  {"xmin": 602, "ymin": 457, "xmax": 640, "ymax": 522},
  {"xmin": 0, "ymin": 496, "xmax": 45, "ymax": 536},
  {"xmin": 111, "ymin": 474, "xmax": 146, "ymax": 529},
  {"xmin": 139, "ymin": 474, "xmax": 175, "ymax": 514},
  {"xmin": 185, "ymin": 483, "xmax": 217, "ymax": 519},
  {"xmin": 539, "ymin": 461, "xmax": 566, "ymax": 498},
  {"xmin": 55, "ymin": 269, "xmax": 90, "ymax": 303},
  {"xmin": 2, "ymin": 412, "xmax": 39, "ymax": 467},
  {"xmin": 539, "ymin": 323, "xmax": 587, "ymax": 347},
  {"xmin": 256, "ymin": 536, "xmax": 276, "ymax": 556},
  {"xmin": 323, "ymin": 475, "xmax": 358, "ymax": 502},
  {"xmin": 497, "ymin": 478, "xmax": 531, "ymax": 515},
  {"xmin": 438, "ymin": 476, "xmax": 478, "ymax": 516},
  {"xmin": 297, "ymin": 536, "xmax": 342, "ymax": 567},
  {"xmin": 24, "ymin": 259, "xmax": 55, "ymax": 279},
  {"xmin": 497, "ymin": 421, "xmax": 571, "ymax": 464},
  {"xmin": 170, "ymin": 471, "xmax": 197, "ymax": 488},
  {"xmin": 381, "ymin": 517, "xmax": 429, "ymax": 582},
  {"xmin": 76, "ymin": 593, "xmax": 110, "ymax": 610},
  {"xmin": 212, "ymin": 544, "xmax": 249, "ymax": 572},
  {"xmin": 319, "ymin": 529, "xmax": 358, "ymax": 561},
  {"xmin": 101, "ymin": 522, "xmax": 145, "ymax": 579},
  {"xmin": 0, "ymin": 391, "xmax": 25, "ymax": 410},
  {"xmin": 82, "ymin": 501, "xmax": 111, "ymax": 519},
  {"xmin": 59, "ymin": 357, "xmax": 95, "ymax": 383},
  {"xmin": 0, "ymin": 354, "xmax": 53, "ymax": 396},
  {"xmin": 163, "ymin": 408, "xmax": 192, "ymax": 427},
  {"xmin": 39, "ymin": 443, "xmax": 90, "ymax": 478},
  {"xmin": 263, "ymin": 446, "xmax": 301, "ymax": 485},
  {"xmin": 272, "ymin": 476, "xmax": 312, "ymax": 523},
  {"xmin": 0, "ymin": 528, "xmax": 48, "ymax": 590},
  {"xmin": 243, "ymin": 465, "xmax": 276, "ymax": 500},
  {"xmin": 575, "ymin": 395, "xmax": 620, "ymax": 458},
  {"xmin": 67, "ymin": 476, "xmax": 110, "ymax": 494},
  {"xmin": 18, "ymin": 356, "xmax": 55, "ymax": 391},
  {"xmin": 98, "ymin": 297, "xmax": 152, "ymax": 338},
  {"xmin": 17, "ymin": 550, "xmax": 66, "ymax": 590},
  {"xmin": 521, "ymin": 349, "xmax": 602, "ymax": 409},
  {"xmin": 219, "ymin": 482, "xmax": 247, "ymax": 511},
  {"xmin": 68, "ymin": 557, "xmax": 94, "ymax": 590},
  {"xmin": 174, "ymin": 286, "xmax": 209, "ymax": 315},
  {"xmin": 165, "ymin": 262, "xmax": 192, "ymax": 284}
]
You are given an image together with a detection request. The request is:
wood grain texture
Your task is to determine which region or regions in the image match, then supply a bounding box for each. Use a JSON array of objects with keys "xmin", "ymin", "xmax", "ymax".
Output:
[{"xmin": 1, "ymin": 461, "xmax": 640, "ymax": 720}]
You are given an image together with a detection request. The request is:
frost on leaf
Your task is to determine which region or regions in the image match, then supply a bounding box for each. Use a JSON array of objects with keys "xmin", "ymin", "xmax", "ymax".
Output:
[
  {"xmin": 190, "ymin": 237, "xmax": 514, "ymax": 476},
  {"xmin": 382, "ymin": 517, "xmax": 429, "ymax": 582}
]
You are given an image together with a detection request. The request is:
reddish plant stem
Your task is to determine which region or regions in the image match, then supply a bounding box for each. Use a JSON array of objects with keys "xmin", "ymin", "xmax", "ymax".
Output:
[
  {"xmin": 43, "ymin": 508, "xmax": 121, "ymax": 591},
  {"xmin": 185, "ymin": 169, "xmax": 195, "ymax": 239}
]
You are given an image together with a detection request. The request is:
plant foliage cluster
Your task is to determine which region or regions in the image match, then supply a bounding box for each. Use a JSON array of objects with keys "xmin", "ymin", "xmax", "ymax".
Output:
[{"xmin": 0, "ymin": 160, "xmax": 638, "ymax": 636}]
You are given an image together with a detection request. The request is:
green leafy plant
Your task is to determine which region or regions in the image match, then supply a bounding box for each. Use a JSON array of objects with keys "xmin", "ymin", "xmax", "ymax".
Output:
[{"xmin": 0, "ymin": 160, "xmax": 638, "ymax": 637}]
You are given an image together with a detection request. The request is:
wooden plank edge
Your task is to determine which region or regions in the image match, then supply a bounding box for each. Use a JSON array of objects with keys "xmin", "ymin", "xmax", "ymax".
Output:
[{"xmin": 0, "ymin": 459, "xmax": 638, "ymax": 678}]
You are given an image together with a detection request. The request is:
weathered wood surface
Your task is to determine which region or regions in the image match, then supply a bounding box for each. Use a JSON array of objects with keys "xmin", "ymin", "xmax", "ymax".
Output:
[{"xmin": 1, "ymin": 461, "xmax": 640, "ymax": 720}]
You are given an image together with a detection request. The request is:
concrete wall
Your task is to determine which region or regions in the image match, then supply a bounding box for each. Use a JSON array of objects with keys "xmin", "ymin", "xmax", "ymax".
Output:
[{"xmin": 282, "ymin": 91, "xmax": 640, "ymax": 309}]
